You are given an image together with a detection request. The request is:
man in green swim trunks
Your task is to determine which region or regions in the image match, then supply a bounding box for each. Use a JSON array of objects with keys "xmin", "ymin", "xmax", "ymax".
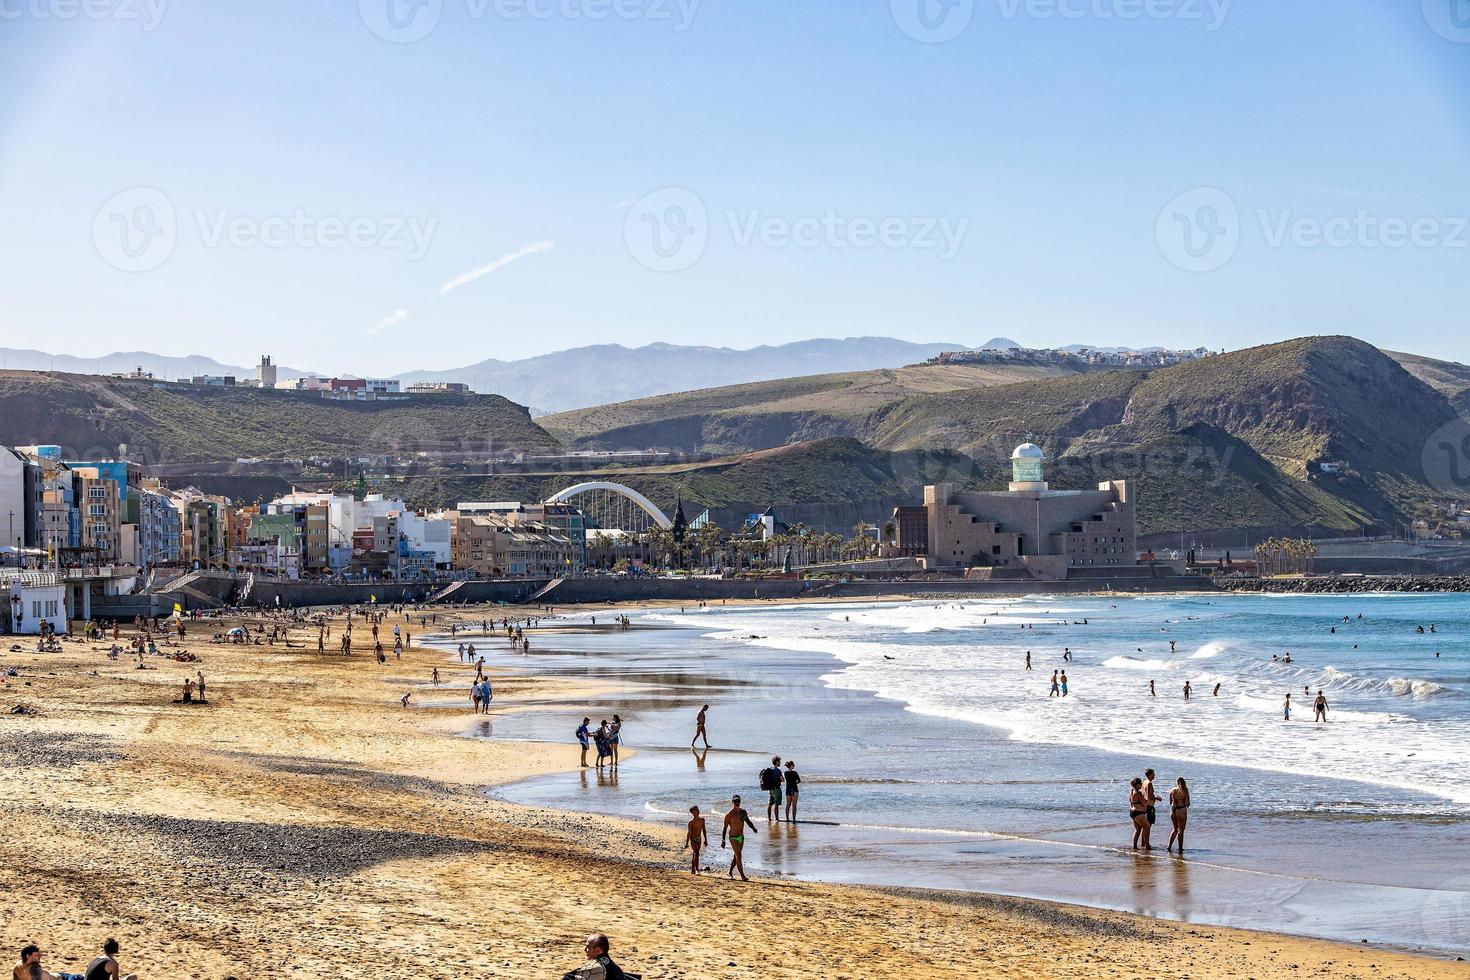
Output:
[{"xmin": 721, "ymin": 794, "xmax": 759, "ymax": 881}]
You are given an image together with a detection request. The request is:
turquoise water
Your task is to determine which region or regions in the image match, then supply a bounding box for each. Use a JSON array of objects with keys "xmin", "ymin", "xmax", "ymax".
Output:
[{"xmin": 469, "ymin": 594, "xmax": 1470, "ymax": 954}]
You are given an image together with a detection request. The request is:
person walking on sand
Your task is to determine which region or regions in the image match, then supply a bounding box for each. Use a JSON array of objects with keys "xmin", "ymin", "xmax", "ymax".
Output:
[
  {"xmin": 1166, "ymin": 777, "xmax": 1191, "ymax": 854},
  {"xmin": 784, "ymin": 760, "xmax": 802, "ymax": 823},
  {"xmin": 576, "ymin": 717, "xmax": 592, "ymax": 768},
  {"xmin": 692, "ymin": 704, "xmax": 710, "ymax": 748},
  {"xmin": 762, "ymin": 756, "xmax": 784, "ymax": 821},
  {"xmin": 685, "ymin": 805, "xmax": 708, "ymax": 875},
  {"xmin": 471, "ymin": 682, "xmax": 483, "ymax": 714},
  {"xmin": 431, "ymin": 667, "xmax": 440, "ymax": 686},
  {"xmin": 1128, "ymin": 777, "xmax": 1149, "ymax": 850},
  {"xmin": 721, "ymin": 794, "xmax": 758, "ymax": 881},
  {"xmin": 1049, "ymin": 671, "xmax": 1060, "ymax": 697},
  {"xmin": 1313, "ymin": 690, "xmax": 1328, "ymax": 723}
]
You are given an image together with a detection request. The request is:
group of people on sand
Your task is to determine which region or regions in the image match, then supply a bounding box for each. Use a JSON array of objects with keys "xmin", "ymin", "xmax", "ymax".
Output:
[
  {"xmin": 576, "ymin": 715, "xmax": 623, "ymax": 769},
  {"xmin": 14, "ymin": 937, "xmax": 134, "ymax": 980},
  {"xmin": 1127, "ymin": 768, "xmax": 1190, "ymax": 853}
]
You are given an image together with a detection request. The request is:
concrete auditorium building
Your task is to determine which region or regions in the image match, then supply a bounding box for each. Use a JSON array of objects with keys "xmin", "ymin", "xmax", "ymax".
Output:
[{"xmin": 914, "ymin": 443, "xmax": 1137, "ymax": 580}]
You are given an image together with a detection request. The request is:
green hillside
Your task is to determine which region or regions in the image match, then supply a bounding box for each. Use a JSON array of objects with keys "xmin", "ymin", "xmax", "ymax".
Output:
[
  {"xmin": 542, "ymin": 361, "xmax": 1098, "ymax": 453},
  {"xmin": 0, "ymin": 371, "xmax": 560, "ymax": 463}
]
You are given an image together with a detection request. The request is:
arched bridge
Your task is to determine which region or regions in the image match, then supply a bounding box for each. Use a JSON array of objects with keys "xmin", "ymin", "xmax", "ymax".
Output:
[{"xmin": 546, "ymin": 481, "xmax": 672, "ymax": 531}]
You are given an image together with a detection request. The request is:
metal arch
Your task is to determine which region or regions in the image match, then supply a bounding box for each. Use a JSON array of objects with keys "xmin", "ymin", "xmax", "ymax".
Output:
[{"xmin": 546, "ymin": 482, "xmax": 673, "ymax": 529}]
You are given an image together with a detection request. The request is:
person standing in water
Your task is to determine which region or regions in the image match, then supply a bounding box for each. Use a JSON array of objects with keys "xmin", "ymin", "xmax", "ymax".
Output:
[
  {"xmin": 1049, "ymin": 671, "xmax": 1060, "ymax": 697},
  {"xmin": 1024, "ymin": 652, "xmax": 1032, "ymax": 671},
  {"xmin": 692, "ymin": 704, "xmax": 710, "ymax": 748},
  {"xmin": 1313, "ymin": 690, "xmax": 1328, "ymax": 723},
  {"xmin": 1059, "ymin": 671, "xmax": 1069, "ymax": 697},
  {"xmin": 1283, "ymin": 692, "xmax": 1292, "ymax": 721},
  {"xmin": 1149, "ymin": 679, "xmax": 1156, "ymax": 697},
  {"xmin": 721, "ymin": 794, "xmax": 758, "ymax": 881},
  {"xmin": 576, "ymin": 717, "xmax": 592, "ymax": 768},
  {"xmin": 1166, "ymin": 777, "xmax": 1191, "ymax": 853},
  {"xmin": 1128, "ymin": 777, "xmax": 1149, "ymax": 850},
  {"xmin": 685, "ymin": 805, "xmax": 708, "ymax": 875},
  {"xmin": 1183, "ymin": 681, "xmax": 1191, "ymax": 700},
  {"xmin": 783, "ymin": 760, "xmax": 802, "ymax": 823}
]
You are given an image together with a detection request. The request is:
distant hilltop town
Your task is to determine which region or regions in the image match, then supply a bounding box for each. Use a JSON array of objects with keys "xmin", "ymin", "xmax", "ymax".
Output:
[
  {"xmin": 928, "ymin": 345, "xmax": 1216, "ymax": 369},
  {"xmin": 110, "ymin": 355, "xmax": 470, "ymax": 402}
]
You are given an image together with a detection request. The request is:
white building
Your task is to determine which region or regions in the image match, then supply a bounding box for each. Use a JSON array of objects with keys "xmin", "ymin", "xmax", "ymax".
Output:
[{"xmin": 2, "ymin": 570, "xmax": 67, "ymax": 635}]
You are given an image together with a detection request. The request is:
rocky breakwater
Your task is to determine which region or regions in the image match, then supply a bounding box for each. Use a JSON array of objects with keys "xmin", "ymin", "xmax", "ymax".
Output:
[{"xmin": 1219, "ymin": 575, "xmax": 1470, "ymax": 594}]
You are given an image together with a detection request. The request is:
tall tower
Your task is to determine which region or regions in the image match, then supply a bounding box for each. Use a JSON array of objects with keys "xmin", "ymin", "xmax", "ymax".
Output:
[{"xmin": 257, "ymin": 355, "xmax": 277, "ymax": 388}]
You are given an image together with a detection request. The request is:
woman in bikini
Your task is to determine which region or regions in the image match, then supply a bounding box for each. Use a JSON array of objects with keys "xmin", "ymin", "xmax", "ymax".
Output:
[
  {"xmin": 1128, "ymin": 777, "xmax": 1149, "ymax": 850},
  {"xmin": 1166, "ymin": 777, "xmax": 1191, "ymax": 853}
]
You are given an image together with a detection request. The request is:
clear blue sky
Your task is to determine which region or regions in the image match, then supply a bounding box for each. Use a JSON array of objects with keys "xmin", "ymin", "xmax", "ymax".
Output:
[{"xmin": 1, "ymin": 0, "xmax": 1467, "ymax": 376}]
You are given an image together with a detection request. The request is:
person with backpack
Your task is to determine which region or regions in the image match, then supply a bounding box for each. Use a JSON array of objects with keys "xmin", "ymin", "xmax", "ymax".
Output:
[
  {"xmin": 760, "ymin": 756, "xmax": 784, "ymax": 821},
  {"xmin": 576, "ymin": 717, "xmax": 592, "ymax": 768}
]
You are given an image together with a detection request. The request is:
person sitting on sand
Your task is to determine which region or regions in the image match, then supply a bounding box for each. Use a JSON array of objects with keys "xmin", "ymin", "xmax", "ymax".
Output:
[
  {"xmin": 83, "ymin": 938, "xmax": 135, "ymax": 980},
  {"xmin": 685, "ymin": 805, "xmax": 708, "ymax": 874},
  {"xmin": 560, "ymin": 933, "xmax": 631, "ymax": 980},
  {"xmin": 13, "ymin": 942, "xmax": 63, "ymax": 980},
  {"xmin": 721, "ymin": 794, "xmax": 759, "ymax": 881},
  {"xmin": 181, "ymin": 678, "xmax": 194, "ymax": 704},
  {"xmin": 1166, "ymin": 777, "xmax": 1191, "ymax": 854}
]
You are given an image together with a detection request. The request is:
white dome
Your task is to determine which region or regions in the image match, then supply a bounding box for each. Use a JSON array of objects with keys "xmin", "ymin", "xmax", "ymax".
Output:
[{"xmin": 1011, "ymin": 443, "xmax": 1044, "ymax": 460}]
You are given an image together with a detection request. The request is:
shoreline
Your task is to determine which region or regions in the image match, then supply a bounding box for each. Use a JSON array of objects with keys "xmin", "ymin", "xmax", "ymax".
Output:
[
  {"xmin": 477, "ymin": 600, "xmax": 1470, "ymax": 958},
  {"xmin": 0, "ymin": 600, "xmax": 1464, "ymax": 977}
]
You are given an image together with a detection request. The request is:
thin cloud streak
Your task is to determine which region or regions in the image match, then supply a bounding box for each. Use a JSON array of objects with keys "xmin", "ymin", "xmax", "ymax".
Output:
[
  {"xmin": 439, "ymin": 240, "xmax": 555, "ymax": 295},
  {"xmin": 368, "ymin": 308, "xmax": 409, "ymax": 335}
]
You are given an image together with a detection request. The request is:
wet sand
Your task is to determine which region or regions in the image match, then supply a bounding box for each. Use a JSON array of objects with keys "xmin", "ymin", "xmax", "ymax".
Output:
[{"xmin": 0, "ymin": 603, "xmax": 1464, "ymax": 978}]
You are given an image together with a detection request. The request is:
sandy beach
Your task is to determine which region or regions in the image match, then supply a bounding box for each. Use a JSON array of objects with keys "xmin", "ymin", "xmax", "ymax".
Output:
[{"xmin": 2, "ymin": 601, "xmax": 1465, "ymax": 979}]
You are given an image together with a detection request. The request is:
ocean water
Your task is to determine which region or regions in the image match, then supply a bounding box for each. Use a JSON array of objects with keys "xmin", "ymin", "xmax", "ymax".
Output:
[{"xmin": 467, "ymin": 594, "xmax": 1470, "ymax": 954}]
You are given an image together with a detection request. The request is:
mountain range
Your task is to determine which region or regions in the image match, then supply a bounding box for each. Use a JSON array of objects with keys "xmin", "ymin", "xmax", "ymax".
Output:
[{"xmin": 0, "ymin": 338, "xmax": 966, "ymax": 414}]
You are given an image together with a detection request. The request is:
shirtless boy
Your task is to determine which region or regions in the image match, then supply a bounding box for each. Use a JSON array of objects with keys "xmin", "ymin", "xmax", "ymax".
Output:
[{"xmin": 685, "ymin": 805, "xmax": 708, "ymax": 875}]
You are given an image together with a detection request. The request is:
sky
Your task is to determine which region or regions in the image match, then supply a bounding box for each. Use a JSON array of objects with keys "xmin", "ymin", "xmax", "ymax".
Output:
[{"xmin": 1, "ymin": 0, "xmax": 1468, "ymax": 377}]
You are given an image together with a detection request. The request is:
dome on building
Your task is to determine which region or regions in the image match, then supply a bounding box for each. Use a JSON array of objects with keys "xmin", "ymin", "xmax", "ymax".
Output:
[{"xmin": 1011, "ymin": 443, "xmax": 1044, "ymax": 460}]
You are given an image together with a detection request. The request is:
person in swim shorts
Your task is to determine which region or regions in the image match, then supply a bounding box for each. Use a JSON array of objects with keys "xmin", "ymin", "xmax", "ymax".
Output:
[{"xmin": 722, "ymin": 794, "xmax": 758, "ymax": 881}]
